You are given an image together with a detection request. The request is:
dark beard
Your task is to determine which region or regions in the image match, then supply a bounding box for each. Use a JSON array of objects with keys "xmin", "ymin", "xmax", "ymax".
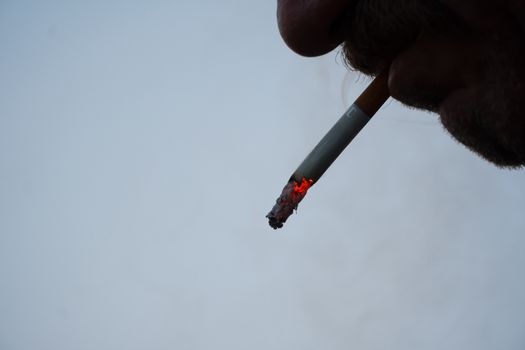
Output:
[
  {"xmin": 340, "ymin": 0, "xmax": 525, "ymax": 167},
  {"xmin": 341, "ymin": 0, "xmax": 461, "ymax": 75},
  {"xmin": 439, "ymin": 37, "xmax": 525, "ymax": 167}
]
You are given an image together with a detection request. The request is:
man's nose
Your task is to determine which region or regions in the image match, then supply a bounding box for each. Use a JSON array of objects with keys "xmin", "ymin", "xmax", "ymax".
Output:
[{"xmin": 277, "ymin": 0, "xmax": 351, "ymax": 56}]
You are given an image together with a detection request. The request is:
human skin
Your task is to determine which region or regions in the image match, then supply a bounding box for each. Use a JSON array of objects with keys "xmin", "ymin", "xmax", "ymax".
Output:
[{"xmin": 277, "ymin": 0, "xmax": 525, "ymax": 167}]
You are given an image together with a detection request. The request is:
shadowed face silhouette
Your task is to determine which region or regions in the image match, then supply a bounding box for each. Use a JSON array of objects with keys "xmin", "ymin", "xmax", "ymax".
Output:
[{"xmin": 277, "ymin": 0, "xmax": 525, "ymax": 167}]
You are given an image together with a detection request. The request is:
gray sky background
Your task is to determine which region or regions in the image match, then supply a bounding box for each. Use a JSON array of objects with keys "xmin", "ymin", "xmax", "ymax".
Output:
[{"xmin": 1, "ymin": 1, "xmax": 525, "ymax": 349}]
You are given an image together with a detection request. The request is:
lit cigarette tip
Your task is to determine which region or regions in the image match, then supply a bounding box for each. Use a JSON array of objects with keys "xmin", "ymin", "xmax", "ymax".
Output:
[{"xmin": 266, "ymin": 178, "xmax": 313, "ymax": 229}]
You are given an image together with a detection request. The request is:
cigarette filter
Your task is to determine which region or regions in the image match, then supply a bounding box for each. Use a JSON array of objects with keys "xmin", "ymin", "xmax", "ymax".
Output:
[{"xmin": 267, "ymin": 72, "xmax": 390, "ymax": 229}]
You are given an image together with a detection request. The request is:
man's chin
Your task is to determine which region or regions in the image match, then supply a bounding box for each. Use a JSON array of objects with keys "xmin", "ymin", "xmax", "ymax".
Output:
[
  {"xmin": 443, "ymin": 127, "xmax": 525, "ymax": 168},
  {"xmin": 439, "ymin": 89, "xmax": 525, "ymax": 168}
]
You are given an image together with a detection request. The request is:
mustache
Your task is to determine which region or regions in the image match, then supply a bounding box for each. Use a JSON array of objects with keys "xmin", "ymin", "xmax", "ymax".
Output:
[{"xmin": 341, "ymin": 0, "xmax": 462, "ymax": 75}]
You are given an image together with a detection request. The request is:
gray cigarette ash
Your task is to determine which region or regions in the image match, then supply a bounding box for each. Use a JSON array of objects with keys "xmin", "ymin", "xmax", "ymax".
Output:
[{"xmin": 266, "ymin": 180, "xmax": 309, "ymax": 229}]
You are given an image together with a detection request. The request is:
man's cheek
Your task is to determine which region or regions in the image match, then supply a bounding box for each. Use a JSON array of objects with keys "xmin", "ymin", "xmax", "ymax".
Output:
[{"xmin": 440, "ymin": 0, "xmax": 511, "ymax": 33}]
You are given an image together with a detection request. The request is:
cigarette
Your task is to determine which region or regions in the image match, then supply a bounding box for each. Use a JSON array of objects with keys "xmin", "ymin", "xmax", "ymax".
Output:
[{"xmin": 266, "ymin": 72, "xmax": 390, "ymax": 229}]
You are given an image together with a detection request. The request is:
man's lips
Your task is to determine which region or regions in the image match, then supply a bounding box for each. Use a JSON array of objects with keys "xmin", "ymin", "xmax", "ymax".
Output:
[{"xmin": 277, "ymin": 0, "xmax": 351, "ymax": 56}]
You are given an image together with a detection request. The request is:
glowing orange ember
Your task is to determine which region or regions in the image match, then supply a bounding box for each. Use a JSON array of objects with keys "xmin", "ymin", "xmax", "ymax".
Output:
[
  {"xmin": 267, "ymin": 178, "xmax": 314, "ymax": 229},
  {"xmin": 293, "ymin": 178, "xmax": 313, "ymax": 194}
]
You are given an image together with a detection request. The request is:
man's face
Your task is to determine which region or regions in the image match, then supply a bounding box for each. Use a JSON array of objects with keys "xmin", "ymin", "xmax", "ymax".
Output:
[{"xmin": 277, "ymin": 0, "xmax": 525, "ymax": 167}]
